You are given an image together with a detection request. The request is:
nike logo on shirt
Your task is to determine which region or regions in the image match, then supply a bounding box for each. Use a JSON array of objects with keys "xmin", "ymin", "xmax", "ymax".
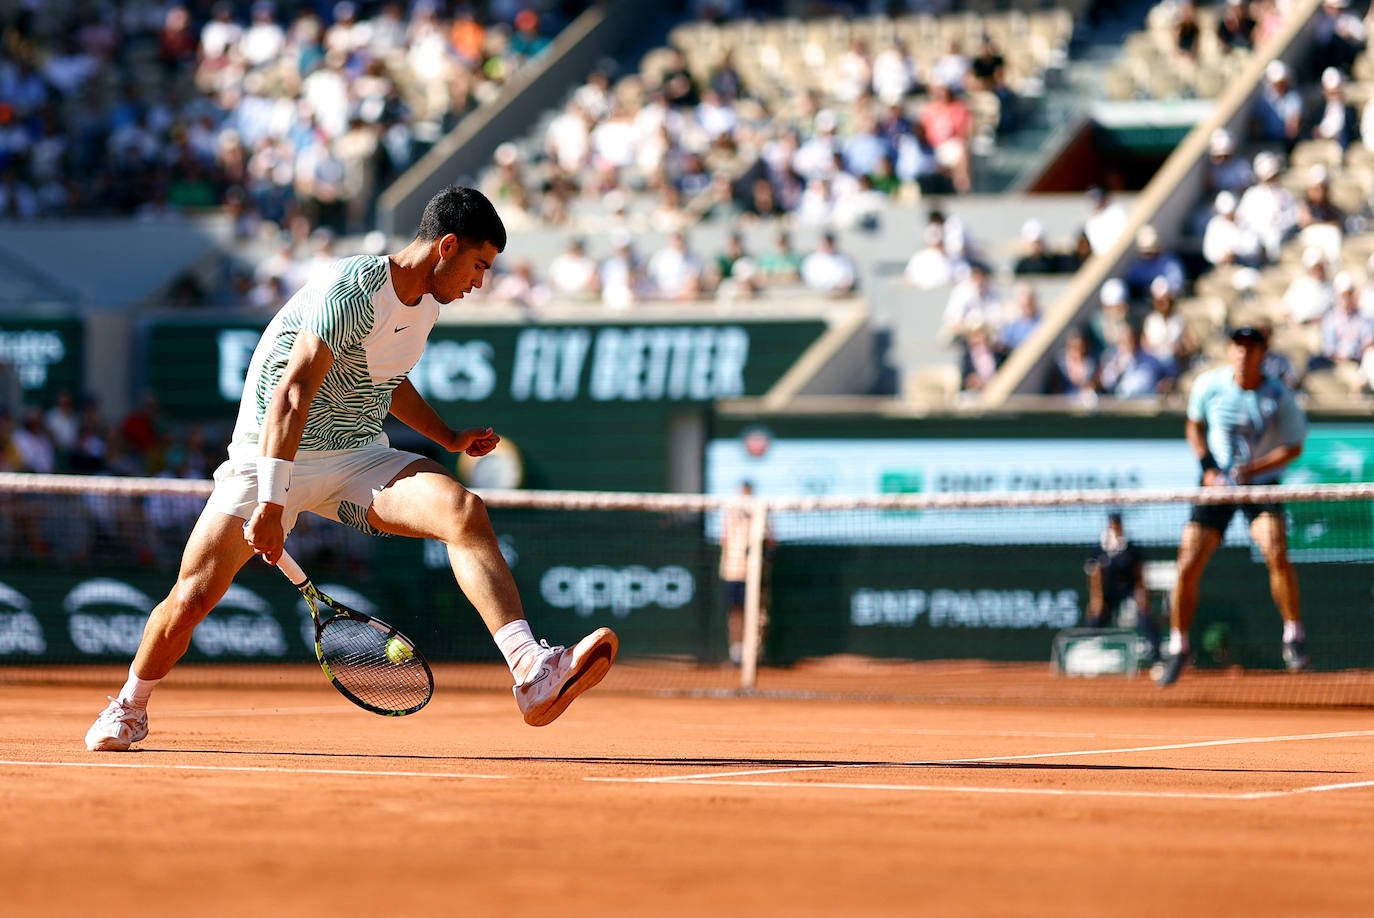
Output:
[{"xmin": 394, "ymin": 325, "xmax": 410, "ymax": 333}]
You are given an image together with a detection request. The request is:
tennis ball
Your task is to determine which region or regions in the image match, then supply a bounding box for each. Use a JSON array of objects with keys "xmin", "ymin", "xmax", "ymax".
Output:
[{"xmin": 385, "ymin": 638, "xmax": 413, "ymax": 665}]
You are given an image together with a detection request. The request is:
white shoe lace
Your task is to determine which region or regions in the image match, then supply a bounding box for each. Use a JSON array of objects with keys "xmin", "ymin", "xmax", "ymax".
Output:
[
  {"xmin": 98, "ymin": 696, "xmax": 144, "ymax": 727},
  {"xmin": 518, "ymin": 640, "xmax": 565, "ymax": 685}
]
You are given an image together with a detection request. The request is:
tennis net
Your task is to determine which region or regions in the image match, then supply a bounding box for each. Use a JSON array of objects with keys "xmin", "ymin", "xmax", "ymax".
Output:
[{"xmin": 2, "ymin": 472, "xmax": 1373, "ymax": 707}]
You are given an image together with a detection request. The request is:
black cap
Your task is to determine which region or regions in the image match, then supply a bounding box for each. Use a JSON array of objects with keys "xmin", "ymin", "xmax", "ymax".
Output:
[
  {"xmin": 1107, "ymin": 511, "xmax": 1123, "ymax": 524},
  {"xmin": 1230, "ymin": 325, "xmax": 1269, "ymax": 345}
]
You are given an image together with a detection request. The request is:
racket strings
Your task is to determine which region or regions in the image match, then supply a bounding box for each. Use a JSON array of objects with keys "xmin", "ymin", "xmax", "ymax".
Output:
[{"xmin": 320, "ymin": 618, "xmax": 431, "ymax": 713}]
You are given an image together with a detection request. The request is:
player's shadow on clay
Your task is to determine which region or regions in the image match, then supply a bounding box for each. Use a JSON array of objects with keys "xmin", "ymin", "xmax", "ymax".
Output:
[{"xmin": 134, "ymin": 749, "xmax": 1353, "ymax": 775}]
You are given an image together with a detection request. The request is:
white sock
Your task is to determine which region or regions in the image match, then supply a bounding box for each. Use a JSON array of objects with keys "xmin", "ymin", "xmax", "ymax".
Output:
[
  {"xmin": 1167, "ymin": 629, "xmax": 1188, "ymax": 656},
  {"xmin": 1283, "ymin": 621, "xmax": 1305, "ymax": 643},
  {"xmin": 494, "ymin": 620, "xmax": 541, "ymax": 682},
  {"xmin": 118, "ymin": 667, "xmax": 160, "ymax": 708}
]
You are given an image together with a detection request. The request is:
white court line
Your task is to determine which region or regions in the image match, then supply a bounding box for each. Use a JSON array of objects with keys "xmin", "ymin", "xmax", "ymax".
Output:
[
  {"xmin": 0, "ymin": 760, "xmax": 508, "ymax": 780},
  {"xmin": 595, "ymin": 729, "xmax": 1374, "ymax": 784},
  {"xmin": 584, "ymin": 777, "xmax": 1374, "ymax": 801},
  {"xmin": 155, "ymin": 706, "xmax": 360, "ymax": 718},
  {"xmin": 582, "ymin": 731, "xmax": 1374, "ymax": 802}
]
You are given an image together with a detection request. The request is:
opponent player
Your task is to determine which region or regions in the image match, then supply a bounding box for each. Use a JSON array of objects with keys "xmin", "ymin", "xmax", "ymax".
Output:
[
  {"xmin": 1156, "ymin": 323, "xmax": 1307, "ymax": 687},
  {"xmin": 86, "ymin": 186, "xmax": 618, "ymax": 750}
]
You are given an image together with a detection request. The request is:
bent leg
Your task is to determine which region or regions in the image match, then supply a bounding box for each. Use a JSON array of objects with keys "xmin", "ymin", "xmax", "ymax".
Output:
[
  {"xmin": 367, "ymin": 458, "xmax": 524, "ymax": 636},
  {"xmin": 1251, "ymin": 512, "xmax": 1300, "ymax": 624},
  {"xmin": 133, "ymin": 508, "xmax": 257, "ymax": 679}
]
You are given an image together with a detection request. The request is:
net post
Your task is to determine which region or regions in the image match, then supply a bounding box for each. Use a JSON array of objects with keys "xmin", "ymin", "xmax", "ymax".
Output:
[{"xmin": 739, "ymin": 497, "xmax": 769, "ymax": 691}]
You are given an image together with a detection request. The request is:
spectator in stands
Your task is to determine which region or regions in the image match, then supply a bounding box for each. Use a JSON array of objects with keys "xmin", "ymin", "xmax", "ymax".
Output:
[
  {"xmin": 646, "ymin": 229, "xmax": 705, "ymax": 301},
  {"xmin": 489, "ymin": 259, "xmax": 552, "ymax": 312},
  {"xmin": 800, "ymin": 232, "xmax": 857, "ymax": 297},
  {"xmin": 1063, "ymin": 230, "xmax": 1094, "ymax": 273},
  {"xmin": 1252, "ymin": 60, "xmax": 1303, "ymax": 151},
  {"xmin": 1047, "ymin": 327, "xmax": 1100, "ymax": 398},
  {"xmin": 1093, "ymin": 278, "xmax": 1132, "ymax": 353},
  {"xmin": 941, "ymin": 262, "xmax": 1002, "ymax": 344},
  {"xmin": 1311, "ymin": 271, "xmax": 1374, "ymax": 374},
  {"xmin": 927, "ymin": 205, "xmax": 975, "ymax": 262},
  {"xmin": 119, "ymin": 392, "xmax": 162, "ymax": 472},
  {"xmin": 755, "ymin": 230, "xmax": 803, "ymax": 286},
  {"xmin": 834, "ymin": 38, "xmax": 874, "ymax": 105},
  {"xmin": 547, "ymin": 236, "xmax": 600, "ymax": 301},
  {"xmin": 897, "ymin": 121, "xmax": 947, "ymax": 195},
  {"xmin": 967, "ymin": 32, "xmax": 1016, "ymax": 135},
  {"xmin": 1203, "ymin": 190, "xmax": 1264, "ymax": 267},
  {"xmin": 740, "ymin": 175, "xmax": 785, "ymax": 223},
  {"xmin": 841, "ymin": 110, "xmax": 886, "ymax": 182},
  {"xmin": 1313, "ymin": 0, "xmax": 1366, "ymax": 78},
  {"xmin": 1204, "ymin": 128, "xmax": 1255, "ymax": 198},
  {"xmin": 1100, "ymin": 323, "xmax": 1173, "ymax": 399},
  {"xmin": 659, "ymin": 48, "xmax": 701, "ymax": 108},
  {"xmin": 1142, "ymin": 276, "xmax": 1195, "ymax": 378},
  {"xmin": 902, "ymin": 224, "xmax": 963, "ymax": 289},
  {"xmin": 1283, "ymin": 246, "xmax": 1337, "ymax": 326},
  {"xmin": 832, "ymin": 172, "xmax": 885, "ymax": 232},
  {"xmin": 12, "ymin": 408, "xmax": 56, "ymax": 473},
  {"xmin": 930, "ymin": 39, "xmax": 971, "ymax": 92},
  {"xmin": 1012, "ymin": 219, "xmax": 1071, "ymax": 275},
  {"xmin": 919, "ymin": 83, "xmax": 973, "ymax": 194},
  {"xmin": 1172, "ymin": 0, "xmax": 1203, "ymax": 62},
  {"xmin": 1000, "ymin": 283, "xmax": 1043, "ymax": 351},
  {"xmin": 1124, "ymin": 225, "xmax": 1186, "ymax": 301},
  {"xmin": 1296, "ymin": 165, "xmax": 1347, "ymax": 233},
  {"xmin": 872, "ymin": 40, "xmax": 917, "ymax": 106},
  {"xmin": 710, "ymin": 232, "xmax": 751, "ymax": 289},
  {"xmin": 1236, "ymin": 151, "xmax": 1298, "ymax": 261},
  {"xmin": 1083, "ymin": 185, "xmax": 1129, "ymax": 255},
  {"xmin": 44, "ymin": 390, "xmax": 81, "ymax": 466},
  {"xmin": 958, "ymin": 319, "xmax": 1007, "ymax": 393},
  {"xmin": 1307, "ymin": 68, "xmax": 1361, "ymax": 151},
  {"xmin": 599, "ymin": 229, "xmax": 641, "ymax": 310},
  {"xmin": 1216, "ymin": 0, "xmax": 1257, "ymax": 53},
  {"xmin": 508, "ymin": 9, "xmax": 551, "ymax": 62}
]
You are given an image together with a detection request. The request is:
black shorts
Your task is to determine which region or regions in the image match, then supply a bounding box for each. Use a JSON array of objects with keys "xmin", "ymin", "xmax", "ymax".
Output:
[
  {"xmin": 1189, "ymin": 500, "xmax": 1284, "ymax": 533},
  {"xmin": 723, "ymin": 580, "xmax": 746, "ymax": 607}
]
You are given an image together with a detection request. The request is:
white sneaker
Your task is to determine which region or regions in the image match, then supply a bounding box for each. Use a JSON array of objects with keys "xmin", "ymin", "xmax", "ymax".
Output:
[
  {"xmin": 513, "ymin": 627, "xmax": 619, "ymax": 727},
  {"xmin": 85, "ymin": 697, "xmax": 149, "ymax": 752}
]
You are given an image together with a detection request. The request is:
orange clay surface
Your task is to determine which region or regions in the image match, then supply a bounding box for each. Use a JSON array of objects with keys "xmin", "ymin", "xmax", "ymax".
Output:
[{"xmin": 3, "ymin": 666, "xmax": 1374, "ymax": 918}]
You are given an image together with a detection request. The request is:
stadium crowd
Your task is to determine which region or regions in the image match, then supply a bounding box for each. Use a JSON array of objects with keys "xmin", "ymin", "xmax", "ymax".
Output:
[{"xmin": 0, "ymin": 0, "xmax": 580, "ymax": 228}]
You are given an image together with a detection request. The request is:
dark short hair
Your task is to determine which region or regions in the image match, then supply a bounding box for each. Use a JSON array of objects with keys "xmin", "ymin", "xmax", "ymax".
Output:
[{"xmin": 416, "ymin": 185, "xmax": 507, "ymax": 253}]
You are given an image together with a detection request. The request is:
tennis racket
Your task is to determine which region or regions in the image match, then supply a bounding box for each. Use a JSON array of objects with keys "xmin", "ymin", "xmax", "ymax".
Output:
[{"xmin": 274, "ymin": 549, "xmax": 434, "ymax": 716}]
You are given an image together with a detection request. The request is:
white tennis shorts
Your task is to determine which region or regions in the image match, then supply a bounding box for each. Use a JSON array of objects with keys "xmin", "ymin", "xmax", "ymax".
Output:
[{"xmin": 207, "ymin": 439, "xmax": 427, "ymax": 536}]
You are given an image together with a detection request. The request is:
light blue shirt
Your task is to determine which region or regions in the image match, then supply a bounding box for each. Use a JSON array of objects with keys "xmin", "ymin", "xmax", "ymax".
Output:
[{"xmin": 1187, "ymin": 366, "xmax": 1307, "ymax": 483}]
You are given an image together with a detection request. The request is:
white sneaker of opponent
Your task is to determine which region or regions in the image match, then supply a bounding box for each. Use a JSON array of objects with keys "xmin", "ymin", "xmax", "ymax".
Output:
[
  {"xmin": 513, "ymin": 627, "xmax": 619, "ymax": 727},
  {"xmin": 85, "ymin": 696, "xmax": 149, "ymax": 752}
]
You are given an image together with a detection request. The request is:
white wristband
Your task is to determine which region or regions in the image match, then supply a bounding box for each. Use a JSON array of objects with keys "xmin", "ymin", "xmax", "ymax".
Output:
[{"xmin": 256, "ymin": 457, "xmax": 293, "ymax": 506}]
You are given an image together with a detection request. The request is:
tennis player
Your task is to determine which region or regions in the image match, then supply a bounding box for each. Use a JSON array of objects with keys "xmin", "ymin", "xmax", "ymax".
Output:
[
  {"xmin": 86, "ymin": 186, "xmax": 618, "ymax": 751},
  {"xmin": 1156, "ymin": 322, "xmax": 1307, "ymax": 687}
]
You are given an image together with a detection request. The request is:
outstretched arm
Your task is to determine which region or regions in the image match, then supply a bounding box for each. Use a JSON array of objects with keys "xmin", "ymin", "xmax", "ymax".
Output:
[{"xmin": 389, "ymin": 377, "xmax": 500, "ymax": 457}]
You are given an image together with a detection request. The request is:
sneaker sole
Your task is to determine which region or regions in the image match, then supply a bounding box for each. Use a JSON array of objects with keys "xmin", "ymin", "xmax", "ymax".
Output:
[
  {"xmin": 524, "ymin": 628, "xmax": 619, "ymax": 727},
  {"xmin": 85, "ymin": 731, "xmax": 146, "ymax": 752}
]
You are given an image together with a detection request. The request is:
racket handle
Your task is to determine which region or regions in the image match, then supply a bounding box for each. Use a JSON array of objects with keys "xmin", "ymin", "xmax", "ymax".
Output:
[{"xmin": 275, "ymin": 549, "xmax": 309, "ymax": 587}]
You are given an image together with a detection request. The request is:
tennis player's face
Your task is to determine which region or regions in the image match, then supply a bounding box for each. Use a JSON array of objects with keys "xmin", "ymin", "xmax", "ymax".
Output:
[
  {"xmin": 434, "ymin": 237, "xmax": 499, "ymax": 304},
  {"xmin": 1229, "ymin": 340, "xmax": 1265, "ymax": 388}
]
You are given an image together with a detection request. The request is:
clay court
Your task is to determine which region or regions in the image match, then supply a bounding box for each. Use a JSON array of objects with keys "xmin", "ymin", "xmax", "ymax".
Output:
[{"xmin": 4, "ymin": 663, "xmax": 1372, "ymax": 917}]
